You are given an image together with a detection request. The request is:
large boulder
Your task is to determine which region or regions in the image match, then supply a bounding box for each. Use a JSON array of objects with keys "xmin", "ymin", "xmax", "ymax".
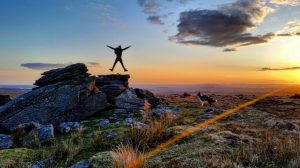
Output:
[
  {"xmin": 114, "ymin": 88, "xmax": 145, "ymax": 117},
  {"xmin": 134, "ymin": 88, "xmax": 160, "ymax": 106},
  {"xmin": 0, "ymin": 95, "xmax": 11, "ymax": 106},
  {"xmin": 34, "ymin": 63, "xmax": 89, "ymax": 87},
  {"xmin": 0, "ymin": 64, "xmax": 109, "ymax": 132},
  {"xmin": 96, "ymin": 74, "xmax": 129, "ymax": 104}
]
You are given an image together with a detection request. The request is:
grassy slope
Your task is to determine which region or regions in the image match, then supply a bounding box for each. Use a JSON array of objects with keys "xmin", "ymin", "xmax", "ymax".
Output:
[{"xmin": 0, "ymin": 95, "xmax": 299, "ymax": 168}]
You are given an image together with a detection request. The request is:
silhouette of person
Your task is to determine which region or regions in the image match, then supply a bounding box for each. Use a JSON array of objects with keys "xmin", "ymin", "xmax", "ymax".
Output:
[{"xmin": 107, "ymin": 45, "xmax": 131, "ymax": 72}]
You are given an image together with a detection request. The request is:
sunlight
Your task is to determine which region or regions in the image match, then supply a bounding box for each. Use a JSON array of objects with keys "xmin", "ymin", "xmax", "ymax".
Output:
[{"xmin": 279, "ymin": 37, "xmax": 300, "ymax": 64}]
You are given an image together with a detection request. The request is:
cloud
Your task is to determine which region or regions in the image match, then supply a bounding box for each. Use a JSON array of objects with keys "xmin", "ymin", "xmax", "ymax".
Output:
[
  {"xmin": 170, "ymin": 0, "xmax": 276, "ymax": 49},
  {"xmin": 223, "ymin": 48, "xmax": 237, "ymax": 52},
  {"xmin": 88, "ymin": 0, "xmax": 127, "ymax": 29},
  {"xmin": 137, "ymin": 0, "xmax": 158, "ymax": 13},
  {"xmin": 21, "ymin": 62, "xmax": 100, "ymax": 70},
  {"xmin": 137, "ymin": 0, "xmax": 192, "ymax": 14},
  {"xmin": 277, "ymin": 20, "xmax": 300, "ymax": 35},
  {"xmin": 270, "ymin": 0, "xmax": 300, "ymax": 6},
  {"xmin": 259, "ymin": 67, "xmax": 300, "ymax": 71},
  {"xmin": 147, "ymin": 15, "xmax": 165, "ymax": 25}
]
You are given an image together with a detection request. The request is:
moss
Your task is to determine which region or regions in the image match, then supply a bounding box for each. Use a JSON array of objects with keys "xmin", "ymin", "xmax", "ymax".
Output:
[
  {"xmin": 0, "ymin": 148, "xmax": 36, "ymax": 168},
  {"xmin": 90, "ymin": 151, "xmax": 113, "ymax": 168}
]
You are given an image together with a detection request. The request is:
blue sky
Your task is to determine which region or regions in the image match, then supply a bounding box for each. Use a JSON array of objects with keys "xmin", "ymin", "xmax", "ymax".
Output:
[{"xmin": 0, "ymin": 0, "xmax": 300, "ymax": 84}]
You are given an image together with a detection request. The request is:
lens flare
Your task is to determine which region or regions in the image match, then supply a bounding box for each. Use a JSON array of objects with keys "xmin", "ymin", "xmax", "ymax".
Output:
[{"xmin": 128, "ymin": 88, "xmax": 286, "ymax": 168}]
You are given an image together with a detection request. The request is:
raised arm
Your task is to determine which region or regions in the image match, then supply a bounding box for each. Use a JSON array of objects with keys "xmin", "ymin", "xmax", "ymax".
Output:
[
  {"xmin": 106, "ymin": 45, "xmax": 115, "ymax": 50},
  {"xmin": 122, "ymin": 45, "xmax": 131, "ymax": 51}
]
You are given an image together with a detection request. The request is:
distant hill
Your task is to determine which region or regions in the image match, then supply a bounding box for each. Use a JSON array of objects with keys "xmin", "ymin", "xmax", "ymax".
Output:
[{"xmin": 0, "ymin": 85, "xmax": 32, "ymax": 98}]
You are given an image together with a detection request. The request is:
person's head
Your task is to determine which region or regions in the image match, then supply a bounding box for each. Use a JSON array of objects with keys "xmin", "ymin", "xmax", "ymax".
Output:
[{"xmin": 117, "ymin": 45, "xmax": 122, "ymax": 49}]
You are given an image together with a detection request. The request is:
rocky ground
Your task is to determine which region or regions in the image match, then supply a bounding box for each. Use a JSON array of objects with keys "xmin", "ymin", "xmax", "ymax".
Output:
[{"xmin": 0, "ymin": 64, "xmax": 299, "ymax": 168}]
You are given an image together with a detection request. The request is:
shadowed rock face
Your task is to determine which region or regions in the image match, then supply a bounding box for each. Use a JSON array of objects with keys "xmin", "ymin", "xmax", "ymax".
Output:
[
  {"xmin": 0, "ymin": 64, "xmax": 109, "ymax": 132},
  {"xmin": 0, "ymin": 95, "xmax": 11, "ymax": 106},
  {"xmin": 95, "ymin": 74, "xmax": 130, "ymax": 104}
]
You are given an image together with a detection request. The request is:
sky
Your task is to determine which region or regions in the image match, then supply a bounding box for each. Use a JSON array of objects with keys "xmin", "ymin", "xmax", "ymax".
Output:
[{"xmin": 0, "ymin": 0, "xmax": 300, "ymax": 85}]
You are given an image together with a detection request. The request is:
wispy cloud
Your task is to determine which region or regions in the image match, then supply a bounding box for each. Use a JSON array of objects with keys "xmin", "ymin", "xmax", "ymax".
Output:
[
  {"xmin": 259, "ymin": 67, "xmax": 300, "ymax": 71},
  {"xmin": 270, "ymin": 0, "xmax": 300, "ymax": 6},
  {"xmin": 21, "ymin": 62, "xmax": 100, "ymax": 70},
  {"xmin": 88, "ymin": 0, "xmax": 127, "ymax": 29},
  {"xmin": 223, "ymin": 48, "xmax": 237, "ymax": 52}
]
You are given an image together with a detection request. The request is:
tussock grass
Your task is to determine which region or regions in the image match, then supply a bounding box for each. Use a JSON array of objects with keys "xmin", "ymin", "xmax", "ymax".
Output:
[
  {"xmin": 128, "ymin": 113, "xmax": 176, "ymax": 149},
  {"xmin": 111, "ymin": 144, "xmax": 142, "ymax": 168},
  {"xmin": 53, "ymin": 127, "xmax": 84, "ymax": 165},
  {"xmin": 232, "ymin": 131, "xmax": 300, "ymax": 167}
]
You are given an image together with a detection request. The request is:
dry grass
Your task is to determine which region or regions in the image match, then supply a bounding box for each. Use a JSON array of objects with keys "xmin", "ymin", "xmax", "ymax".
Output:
[
  {"xmin": 111, "ymin": 144, "xmax": 142, "ymax": 168},
  {"xmin": 128, "ymin": 113, "xmax": 175, "ymax": 149},
  {"xmin": 232, "ymin": 131, "xmax": 300, "ymax": 167},
  {"xmin": 53, "ymin": 127, "xmax": 84, "ymax": 164}
]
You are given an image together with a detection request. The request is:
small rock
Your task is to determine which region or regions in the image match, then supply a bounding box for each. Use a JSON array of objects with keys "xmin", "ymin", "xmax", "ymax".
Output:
[
  {"xmin": 149, "ymin": 106, "xmax": 179, "ymax": 118},
  {"xmin": 98, "ymin": 119, "xmax": 110, "ymax": 127},
  {"xmin": 182, "ymin": 92, "xmax": 191, "ymax": 98},
  {"xmin": 58, "ymin": 122, "xmax": 81, "ymax": 134},
  {"xmin": 32, "ymin": 158, "xmax": 54, "ymax": 168},
  {"xmin": 105, "ymin": 131, "xmax": 118, "ymax": 138},
  {"xmin": 108, "ymin": 116, "xmax": 118, "ymax": 123},
  {"xmin": 69, "ymin": 160, "xmax": 92, "ymax": 168},
  {"xmin": 30, "ymin": 124, "xmax": 54, "ymax": 142},
  {"xmin": 198, "ymin": 113, "xmax": 215, "ymax": 121},
  {"xmin": 124, "ymin": 118, "xmax": 133, "ymax": 125},
  {"xmin": 0, "ymin": 134, "xmax": 13, "ymax": 149},
  {"xmin": 132, "ymin": 121, "xmax": 149, "ymax": 129},
  {"xmin": 204, "ymin": 108, "xmax": 215, "ymax": 113}
]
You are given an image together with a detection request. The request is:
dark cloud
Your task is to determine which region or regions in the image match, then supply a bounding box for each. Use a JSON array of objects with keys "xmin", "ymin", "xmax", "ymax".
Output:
[
  {"xmin": 223, "ymin": 48, "xmax": 237, "ymax": 52},
  {"xmin": 137, "ymin": 0, "xmax": 191, "ymax": 14},
  {"xmin": 147, "ymin": 15, "xmax": 164, "ymax": 25},
  {"xmin": 170, "ymin": 0, "xmax": 275, "ymax": 49},
  {"xmin": 21, "ymin": 63, "xmax": 69, "ymax": 70},
  {"xmin": 21, "ymin": 62, "xmax": 100, "ymax": 70},
  {"xmin": 259, "ymin": 67, "xmax": 300, "ymax": 71}
]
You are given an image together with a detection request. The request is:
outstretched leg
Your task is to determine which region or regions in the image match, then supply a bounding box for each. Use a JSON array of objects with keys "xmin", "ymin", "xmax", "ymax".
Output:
[
  {"xmin": 110, "ymin": 59, "xmax": 118, "ymax": 71},
  {"xmin": 119, "ymin": 58, "xmax": 128, "ymax": 72}
]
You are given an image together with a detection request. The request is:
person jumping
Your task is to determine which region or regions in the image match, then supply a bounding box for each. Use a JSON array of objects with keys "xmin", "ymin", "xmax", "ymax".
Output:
[{"xmin": 107, "ymin": 45, "xmax": 131, "ymax": 72}]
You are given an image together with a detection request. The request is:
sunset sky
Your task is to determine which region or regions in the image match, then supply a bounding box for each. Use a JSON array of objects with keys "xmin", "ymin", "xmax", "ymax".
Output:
[{"xmin": 0, "ymin": 0, "xmax": 300, "ymax": 85}]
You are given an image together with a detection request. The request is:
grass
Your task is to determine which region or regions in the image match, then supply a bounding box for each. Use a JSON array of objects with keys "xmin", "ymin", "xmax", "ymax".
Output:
[
  {"xmin": 111, "ymin": 144, "xmax": 143, "ymax": 168},
  {"xmin": 128, "ymin": 112, "xmax": 176, "ymax": 150},
  {"xmin": 1, "ymin": 94, "xmax": 300, "ymax": 168},
  {"xmin": 0, "ymin": 148, "xmax": 36, "ymax": 168},
  {"xmin": 231, "ymin": 131, "xmax": 300, "ymax": 167}
]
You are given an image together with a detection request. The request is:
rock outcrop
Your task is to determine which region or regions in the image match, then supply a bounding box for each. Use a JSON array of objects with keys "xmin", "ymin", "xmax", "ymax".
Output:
[
  {"xmin": 34, "ymin": 63, "xmax": 89, "ymax": 87},
  {"xmin": 0, "ymin": 63, "xmax": 160, "ymax": 132},
  {"xmin": 0, "ymin": 95, "xmax": 11, "ymax": 106},
  {"xmin": 0, "ymin": 64, "xmax": 109, "ymax": 132},
  {"xmin": 95, "ymin": 74, "xmax": 129, "ymax": 104},
  {"xmin": 114, "ymin": 89, "xmax": 146, "ymax": 117},
  {"xmin": 134, "ymin": 88, "xmax": 160, "ymax": 106}
]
